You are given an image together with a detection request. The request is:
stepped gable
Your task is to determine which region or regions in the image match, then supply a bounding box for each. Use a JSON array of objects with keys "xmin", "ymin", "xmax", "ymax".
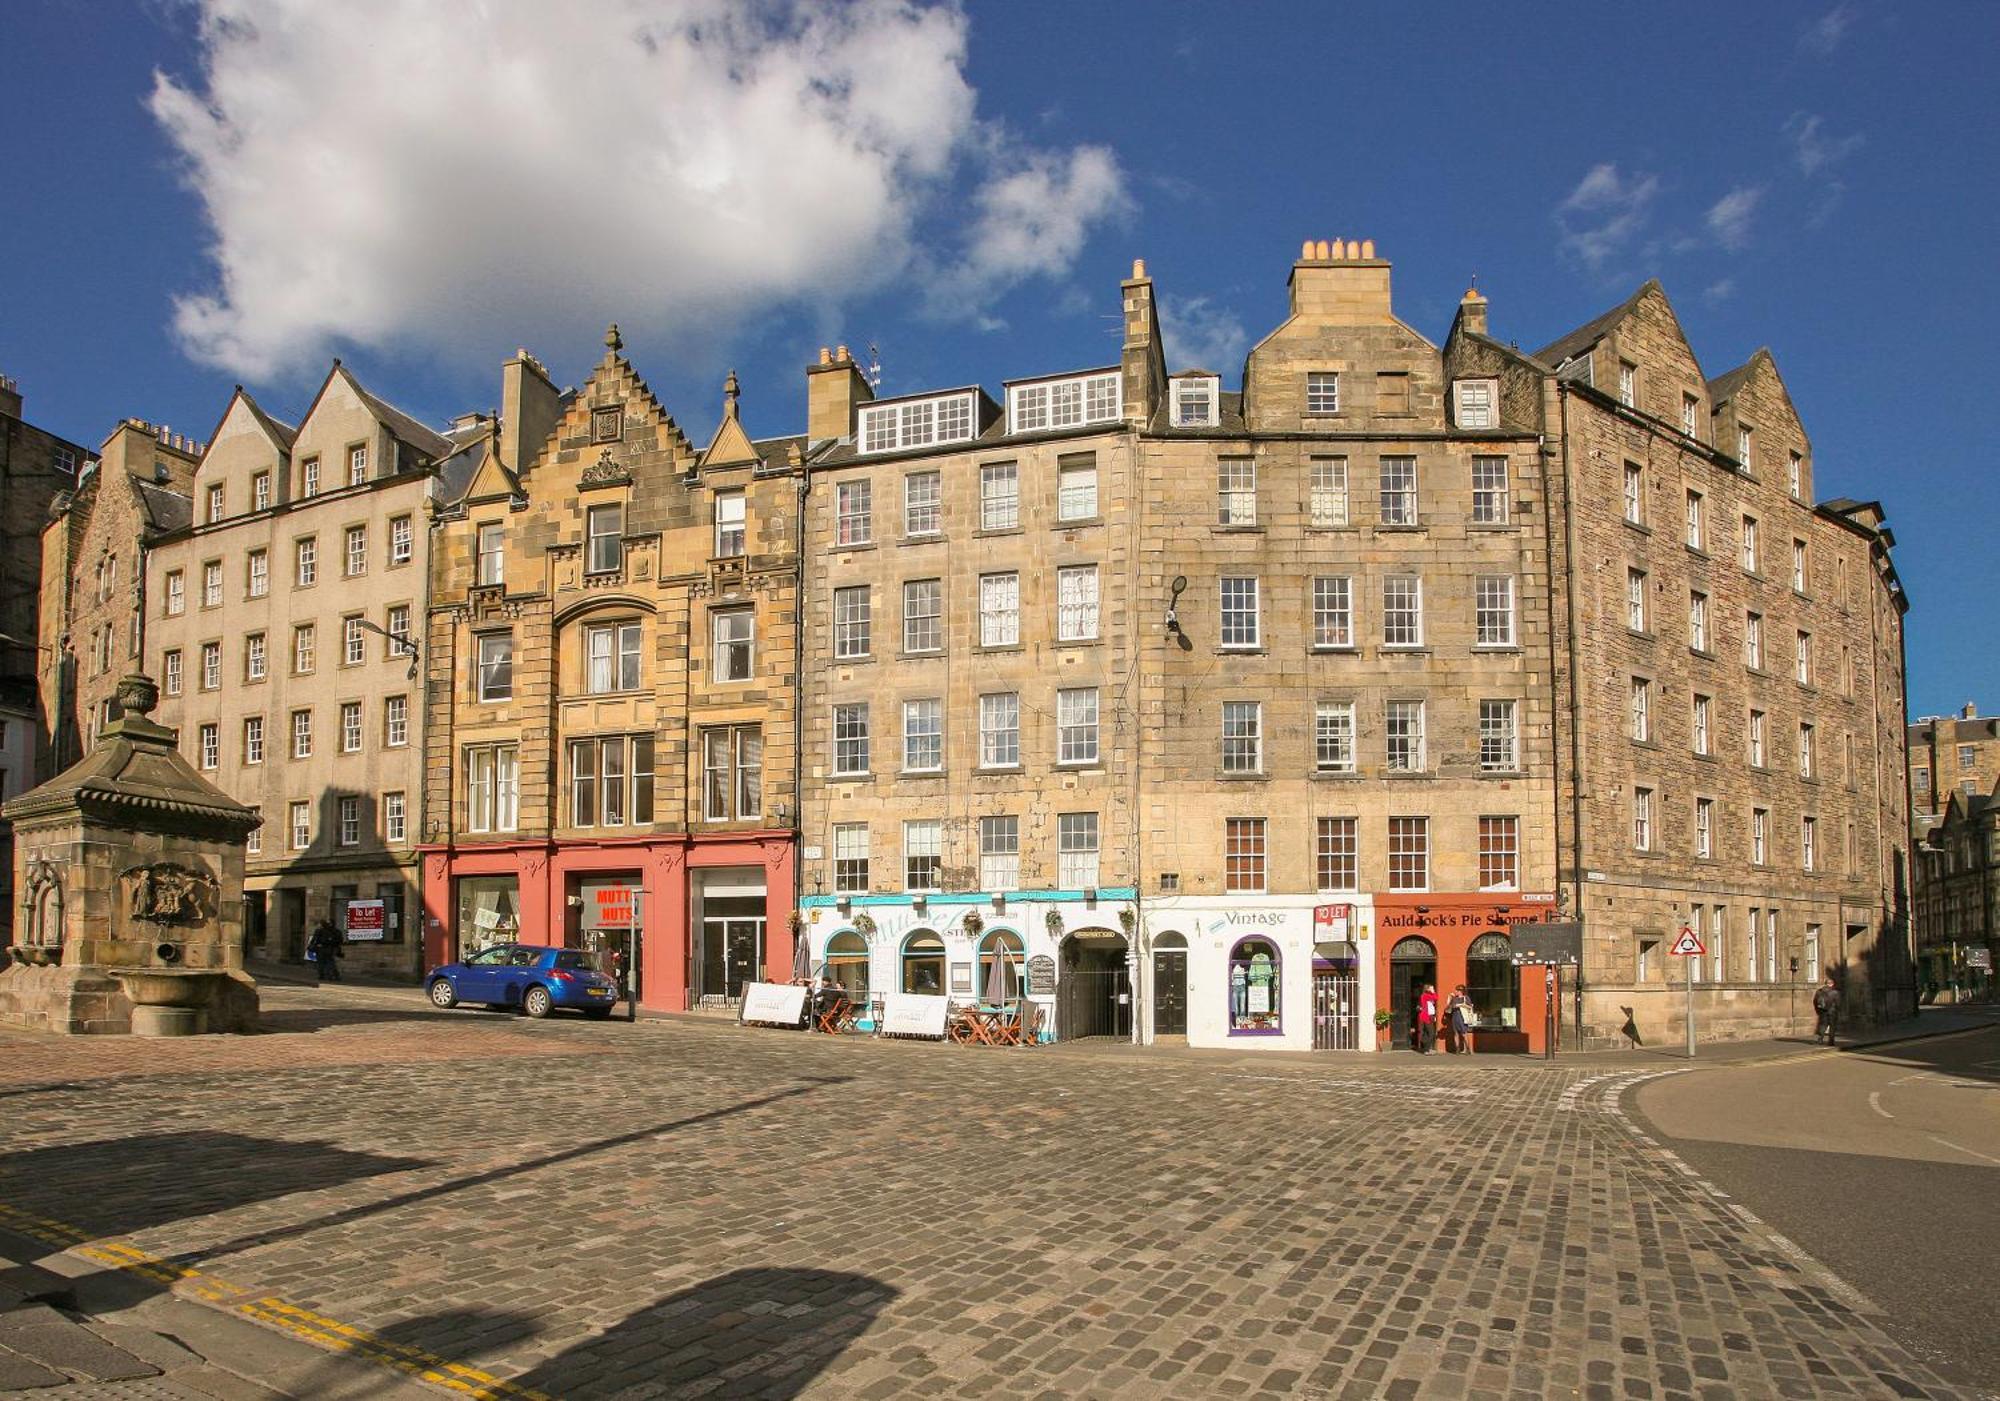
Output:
[{"xmin": 523, "ymin": 324, "xmax": 697, "ymax": 484}]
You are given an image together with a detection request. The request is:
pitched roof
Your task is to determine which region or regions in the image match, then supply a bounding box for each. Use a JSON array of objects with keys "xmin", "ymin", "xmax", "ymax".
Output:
[
  {"xmin": 131, "ymin": 478, "xmax": 192, "ymax": 534},
  {"xmin": 1705, "ymin": 355, "xmax": 1760, "ymax": 405},
  {"xmin": 351, "ymin": 379, "xmax": 452, "ymax": 460},
  {"xmin": 1533, "ymin": 280, "xmax": 1659, "ymax": 367},
  {"xmin": 433, "ymin": 423, "xmax": 496, "ymax": 506}
]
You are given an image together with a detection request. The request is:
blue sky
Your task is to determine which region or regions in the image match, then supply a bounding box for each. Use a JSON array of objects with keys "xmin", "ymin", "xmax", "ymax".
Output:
[{"xmin": 2, "ymin": 1, "xmax": 1995, "ymax": 717}]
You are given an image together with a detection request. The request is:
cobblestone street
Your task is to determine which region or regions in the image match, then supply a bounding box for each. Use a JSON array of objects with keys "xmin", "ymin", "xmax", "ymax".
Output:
[{"xmin": 0, "ymin": 987, "xmax": 1975, "ymax": 1399}]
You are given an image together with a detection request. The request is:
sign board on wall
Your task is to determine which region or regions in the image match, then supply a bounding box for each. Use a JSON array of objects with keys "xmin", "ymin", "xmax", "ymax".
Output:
[
  {"xmin": 343, "ymin": 899, "xmax": 386, "ymax": 942},
  {"xmin": 582, "ymin": 884, "xmax": 642, "ymax": 931},
  {"xmin": 1025, "ymin": 955, "xmax": 1057, "ymax": 997},
  {"xmin": 739, "ymin": 982, "xmax": 808, "ymax": 1028},
  {"xmin": 1313, "ymin": 904, "xmax": 1353, "ymax": 937},
  {"xmin": 878, "ymin": 993, "xmax": 949, "ymax": 1039},
  {"xmin": 1511, "ymin": 921, "xmax": 1582, "ymax": 966}
]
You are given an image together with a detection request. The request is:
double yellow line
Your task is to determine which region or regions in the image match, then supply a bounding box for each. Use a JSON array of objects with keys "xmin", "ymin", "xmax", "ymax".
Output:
[{"xmin": 0, "ymin": 1200, "xmax": 550, "ymax": 1400}]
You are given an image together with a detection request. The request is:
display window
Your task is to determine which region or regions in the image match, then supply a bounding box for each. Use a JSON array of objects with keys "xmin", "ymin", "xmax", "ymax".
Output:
[
  {"xmin": 901, "ymin": 929, "xmax": 945, "ymax": 994},
  {"xmin": 826, "ymin": 930, "xmax": 870, "ymax": 998},
  {"xmin": 1465, "ymin": 932, "xmax": 1520, "ymax": 1029},
  {"xmin": 1228, "ymin": 936, "xmax": 1282, "ymax": 1033}
]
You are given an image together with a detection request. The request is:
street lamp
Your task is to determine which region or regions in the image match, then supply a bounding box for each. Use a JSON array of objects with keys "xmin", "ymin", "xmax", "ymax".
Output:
[
  {"xmin": 1789, "ymin": 954, "xmax": 1800, "ymax": 1034},
  {"xmin": 349, "ymin": 618, "xmax": 421, "ymax": 681}
]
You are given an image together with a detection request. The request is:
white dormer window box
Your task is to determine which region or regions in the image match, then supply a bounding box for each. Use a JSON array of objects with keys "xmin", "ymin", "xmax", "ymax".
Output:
[
  {"xmin": 1454, "ymin": 379, "xmax": 1498, "ymax": 430},
  {"xmin": 1171, "ymin": 376, "xmax": 1219, "ymax": 428},
  {"xmin": 1006, "ymin": 370, "xmax": 1120, "ymax": 436},
  {"xmin": 857, "ymin": 392, "xmax": 978, "ymax": 455}
]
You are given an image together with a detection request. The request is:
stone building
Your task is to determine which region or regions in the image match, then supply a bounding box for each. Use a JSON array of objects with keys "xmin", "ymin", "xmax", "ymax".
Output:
[
  {"xmin": 795, "ymin": 344, "xmax": 1142, "ymax": 1040},
  {"xmin": 1131, "ymin": 247, "xmax": 1561, "ymax": 1053},
  {"xmin": 418, "ymin": 332, "xmax": 803, "ymax": 1011},
  {"xmin": 1, "ymin": 373, "xmax": 93, "ymax": 943},
  {"xmin": 792, "ymin": 242, "xmax": 1909, "ymax": 1048},
  {"xmin": 1474, "ymin": 279, "xmax": 1914, "ymax": 1041},
  {"xmin": 146, "ymin": 368, "xmax": 472, "ymax": 975},
  {"xmin": 1911, "ymin": 783, "xmax": 1998, "ymax": 999},
  {"xmin": 1908, "ymin": 703, "xmax": 2000, "ymax": 835},
  {"xmin": 38, "ymin": 418, "xmax": 200, "ymax": 770}
]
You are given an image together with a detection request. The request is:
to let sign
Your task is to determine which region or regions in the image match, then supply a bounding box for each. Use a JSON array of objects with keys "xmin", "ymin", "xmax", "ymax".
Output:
[{"xmin": 343, "ymin": 899, "xmax": 386, "ymax": 942}]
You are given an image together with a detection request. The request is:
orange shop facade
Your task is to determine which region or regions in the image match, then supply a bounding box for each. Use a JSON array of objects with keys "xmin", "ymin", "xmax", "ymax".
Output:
[
  {"xmin": 419, "ymin": 831, "xmax": 798, "ymax": 1012},
  {"xmin": 1372, "ymin": 894, "xmax": 1565, "ymax": 1053}
]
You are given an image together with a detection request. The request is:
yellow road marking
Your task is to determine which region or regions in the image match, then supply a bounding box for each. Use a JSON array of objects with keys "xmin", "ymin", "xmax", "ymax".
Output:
[{"xmin": 0, "ymin": 1199, "xmax": 552, "ymax": 1400}]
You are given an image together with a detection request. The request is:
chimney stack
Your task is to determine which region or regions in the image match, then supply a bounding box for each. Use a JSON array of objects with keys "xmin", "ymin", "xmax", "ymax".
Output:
[
  {"xmin": 501, "ymin": 348, "xmax": 563, "ymax": 476},
  {"xmin": 1963, "ymin": 702, "xmax": 1977, "ymax": 720},
  {"xmin": 0, "ymin": 373, "xmax": 20, "ymax": 421},
  {"xmin": 806, "ymin": 344, "xmax": 872, "ymax": 442},
  {"xmin": 1121, "ymin": 257, "xmax": 1166, "ymax": 424},
  {"xmin": 1456, "ymin": 286, "xmax": 1489, "ymax": 339},
  {"xmin": 1288, "ymin": 236, "xmax": 1393, "ymax": 322}
]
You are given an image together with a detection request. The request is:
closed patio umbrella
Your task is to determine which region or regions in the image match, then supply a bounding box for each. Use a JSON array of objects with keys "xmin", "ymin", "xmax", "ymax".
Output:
[
  {"xmin": 792, "ymin": 927, "xmax": 811, "ymax": 984},
  {"xmin": 984, "ymin": 948, "xmax": 1013, "ymax": 1005}
]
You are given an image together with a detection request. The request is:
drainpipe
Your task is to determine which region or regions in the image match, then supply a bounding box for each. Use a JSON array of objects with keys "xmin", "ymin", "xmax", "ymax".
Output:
[
  {"xmin": 1554, "ymin": 386, "xmax": 1588, "ymax": 1042},
  {"xmin": 792, "ymin": 465, "xmax": 809, "ymax": 968}
]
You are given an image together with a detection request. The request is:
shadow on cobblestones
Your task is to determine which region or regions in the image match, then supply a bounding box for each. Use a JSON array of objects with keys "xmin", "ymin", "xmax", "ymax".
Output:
[
  {"xmin": 253, "ymin": 1006, "xmax": 462, "ymax": 1034},
  {"xmin": 509, "ymin": 1268, "xmax": 894, "ymax": 1399},
  {"xmin": 155, "ymin": 1076, "xmax": 852, "ymax": 1274},
  {"xmin": 0, "ymin": 1131, "xmax": 430, "ymax": 1239}
]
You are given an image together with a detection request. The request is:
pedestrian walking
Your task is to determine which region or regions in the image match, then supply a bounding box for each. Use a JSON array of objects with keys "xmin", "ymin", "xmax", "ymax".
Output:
[
  {"xmin": 1417, "ymin": 983, "xmax": 1438, "ymax": 1054},
  {"xmin": 1812, "ymin": 974, "xmax": 1840, "ymax": 1046},
  {"xmin": 1446, "ymin": 985, "xmax": 1473, "ymax": 1055},
  {"xmin": 307, "ymin": 918, "xmax": 344, "ymax": 984}
]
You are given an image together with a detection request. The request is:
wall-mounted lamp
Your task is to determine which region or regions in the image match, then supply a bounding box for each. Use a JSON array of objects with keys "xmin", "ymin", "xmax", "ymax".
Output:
[
  {"xmin": 911, "ymin": 893, "xmax": 928, "ymax": 913},
  {"xmin": 566, "ymin": 894, "xmax": 584, "ymax": 908},
  {"xmin": 836, "ymin": 893, "xmax": 851, "ymax": 913},
  {"xmin": 991, "ymin": 893, "xmax": 1006, "ymax": 913},
  {"xmin": 1165, "ymin": 574, "xmax": 1188, "ymax": 637},
  {"xmin": 1083, "ymin": 887, "xmax": 1099, "ymax": 906}
]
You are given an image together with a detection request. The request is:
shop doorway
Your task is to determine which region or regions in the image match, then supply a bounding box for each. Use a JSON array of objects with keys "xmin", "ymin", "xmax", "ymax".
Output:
[
  {"xmin": 1060, "ymin": 931, "xmax": 1130, "ymax": 1040},
  {"xmin": 243, "ymin": 891, "xmax": 267, "ymax": 957},
  {"xmin": 1312, "ymin": 941, "xmax": 1360, "ymax": 1050},
  {"xmin": 1388, "ymin": 936, "xmax": 1437, "ymax": 1050},
  {"xmin": 1153, "ymin": 931, "xmax": 1188, "ymax": 1036},
  {"xmin": 278, "ymin": 888, "xmax": 307, "ymax": 961},
  {"xmin": 691, "ymin": 867, "xmax": 766, "ymax": 1007}
]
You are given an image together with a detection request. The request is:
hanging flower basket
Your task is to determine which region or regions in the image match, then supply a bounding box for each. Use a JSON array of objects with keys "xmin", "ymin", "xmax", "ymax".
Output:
[
  {"xmin": 960, "ymin": 909, "xmax": 984, "ymax": 937},
  {"xmin": 1045, "ymin": 908, "xmax": 1064, "ymax": 938},
  {"xmin": 1117, "ymin": 907, "xmax": 1136, "ymax": 936},
  {"xmin": 852, "ymin": 911, "xmax": 877, "ymax": 937}
]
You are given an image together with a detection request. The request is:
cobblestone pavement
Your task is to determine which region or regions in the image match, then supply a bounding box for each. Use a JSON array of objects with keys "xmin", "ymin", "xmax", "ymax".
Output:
[{"xmin": 0, "ymin": 987, "xmax": 1977, "ymax": 1400}]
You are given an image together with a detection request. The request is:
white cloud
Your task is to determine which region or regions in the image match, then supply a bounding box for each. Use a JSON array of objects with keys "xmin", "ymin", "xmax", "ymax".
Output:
[
  {"xmin": 1800, "ymin": 2, "xmax": 1859, "ymax": 55},
  {"xmin": 1555, "ymin": 163, "xmax": 1660, "ymax": 271},
  {"xmin": 1702, "ymin": 279, "xmax": 1736, "ymax": 307},
  {"xmin": 151, "ymin": 0, "xmax": 1127, "ymax": 378},
  {"xmin": 1160, "ymin": 295, "xmax": 1248, "ymax": 375},
  {"xmin": 1705, "ymin": 187, "xmax": 1763, "ymax": 250},
  {"xmin": 1784, "ymin": 113, "xmax": 1865, "ymax": 175}
]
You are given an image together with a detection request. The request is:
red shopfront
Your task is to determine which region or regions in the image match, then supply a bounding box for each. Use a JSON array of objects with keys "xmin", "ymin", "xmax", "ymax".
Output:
[
  {"xmin": 419, "ymin": 831, "xmax": 797, "ymax": 1013},
  {"xmin": 1373, "ymin": 894, "xmax": 1562, "ymax": 1054}
]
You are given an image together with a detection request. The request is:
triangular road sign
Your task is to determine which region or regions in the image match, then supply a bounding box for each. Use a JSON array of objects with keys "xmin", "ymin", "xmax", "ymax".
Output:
[{"xmin": 1668, "ymin": 926, "xmax": 1705, "ymax": 957}]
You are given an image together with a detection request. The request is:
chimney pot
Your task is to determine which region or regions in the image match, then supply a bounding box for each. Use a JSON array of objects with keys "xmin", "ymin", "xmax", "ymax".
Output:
[
  {"xmin": 1315, "ymin": 240, "xmax": 1331, "ymax": 260},
  {"xmin": 836, "ymin": 344, "xmax": 850, "ymax": 363},
  {"xmin": 1964, "ymin": 702, "xmax": 1977, "ymax": 719},
  {"xmin": 1301, "ymin": 239, "xmax": 1315, "ymax": 259},
  {"xmin": 1361, "ymin": 239, "xmax": 1375, "ymax": 259},
  {"xmin": 1131, "ymin": 258, "xmax": 1146, "ymax": 279},
  {"xmin": 819, "ymin": 347, "xmax": 832, "ymax": 366}
]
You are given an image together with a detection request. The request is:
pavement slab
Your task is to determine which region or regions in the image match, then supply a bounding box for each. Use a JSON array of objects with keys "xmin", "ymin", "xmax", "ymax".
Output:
[{"xmin": 0, "ymin": 984, "xmax": 1981, "ymax": 1399}]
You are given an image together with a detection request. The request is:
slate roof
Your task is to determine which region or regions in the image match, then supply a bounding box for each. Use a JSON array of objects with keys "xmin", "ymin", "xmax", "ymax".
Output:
[
  {"xmin": 131, "ymin": 478, "xmax": 192, "ymax": 534},
  {"xmin": 1533, "ymin": 281, "xmax": 1659, "ymax": 367},
  {"xmin": 1705, "ymin": 355, "xmax": 1761, "ymax": 406},
  {"xmin": 353, "ymin": 382, "xmax": 452, "ymax": 460}
]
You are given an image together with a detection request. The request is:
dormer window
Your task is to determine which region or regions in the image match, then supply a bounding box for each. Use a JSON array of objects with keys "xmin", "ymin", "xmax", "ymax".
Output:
[
  {"xmin": 1006, "ymin": 370, "xmax": 1119, "ymax": 436},
  {"xmin": 858, "ymin": 393, "xmax": 976, "ymax": 455},
  {"xmin": 1453, "ymin": 379, "xmax": 1497, "ymax": 430},
  {"xmin": 1171, "ymin": 377, "xmax": 1218, "ymax": 428}
]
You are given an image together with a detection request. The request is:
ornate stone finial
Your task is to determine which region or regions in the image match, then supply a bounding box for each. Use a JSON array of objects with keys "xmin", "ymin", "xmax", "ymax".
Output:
[
  {"xmin": 723, "ymin": 369, "xmax": 741, "ymax": 419},
  {"xmin": 605, "ymin": 323, "xmax": 623, "ymax": 353},
  {"xmin": 115, "ymin": 673, "xmax": 159, "ymax": 720}
]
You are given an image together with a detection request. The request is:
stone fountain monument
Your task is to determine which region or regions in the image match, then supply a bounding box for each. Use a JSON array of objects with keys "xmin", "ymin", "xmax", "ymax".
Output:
[{"xmin": 0, "ymin": 673, "xmax": 261, "ymax": 1035}]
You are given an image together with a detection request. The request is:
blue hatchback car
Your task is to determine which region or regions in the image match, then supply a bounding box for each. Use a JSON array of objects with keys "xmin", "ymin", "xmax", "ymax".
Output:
[{"xmin": 425, "ymin": 943, "xmax": 620, "ymax": 1019}]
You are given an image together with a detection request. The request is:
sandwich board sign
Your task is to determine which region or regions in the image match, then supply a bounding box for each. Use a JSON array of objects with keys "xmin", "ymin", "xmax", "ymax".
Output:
[{"xmin": 1669, "ymin": 925, "xmax": 1705, "ymax": 958}]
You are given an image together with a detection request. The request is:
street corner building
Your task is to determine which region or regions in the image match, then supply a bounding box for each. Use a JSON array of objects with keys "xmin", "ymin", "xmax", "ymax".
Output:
[
  {"xmin": 417, "ymin": 332, "xmax": 802, "ymax": 1010},
  {"xmin": 793, "ymin": 239, "xmax": 1912, "ymax": 1051},
  {"xmin": 142, "ymin": 366, "xmax": 459, "ymax": 976}
]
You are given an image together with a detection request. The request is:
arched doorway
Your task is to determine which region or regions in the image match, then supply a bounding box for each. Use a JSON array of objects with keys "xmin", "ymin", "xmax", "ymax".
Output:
[
  {"xmin": 1388, "ymin": 935, "xmax": 1437, "ymax": 1050},
  {"xmin": 1465, "ymin": 932, "xmax": 1520, "ymax": 1041},
  {"xmin": 1312, "ymin": 940, "xmax": 1360, "ymax": 1049},
  {"xmin": 1153, "ymin": 931, "xmax": 1188, "ymax": 1036},
  {"xmin": 900, "ymin": 930, "xmax": 945, "ymax": 995},
  {"xmin": 825, "ymin": 929, "xmax": 870, "ymax": 1001},
  {"xmin": 1059, "ymin": 929, "xmax": 1129, "ymax": 1039}
]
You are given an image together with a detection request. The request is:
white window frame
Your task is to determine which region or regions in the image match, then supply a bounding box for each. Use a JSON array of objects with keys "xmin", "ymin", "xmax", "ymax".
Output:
[
  {"xmin": 712, "ymin": 608, "xmax": 755, "ymax": 683},
  {"xmin": 903, "ymin": 579, "xmax": 942, "ymax": 654},
  {"xmin": 979, "ymin": 815, "xmax": 1020, "ymax": 892},
  {"xmin": 1455, "ymin": 380, "xmax": 1497, "ymax": 430},
  {"xmin": 1057, "ymin": 687, "xmax": 1100, "ymax": 766},
  {"xmin": 1219, "ymin": 577, "xmax": 1260, "ymax": 649},
  {"xmin": 385, "ymin": 695, "xmax": 409, "ymax": 748},
  {"xmin": 1386, "ymin": 699, "xmax": 1425, "ymax": 773},
  {"xmin": 1382, "ymin": 576, "xmax": 1423, "ymax": 648},
  {"xmin": 1633, "ymin": 787, "xmax": 1653, "ymax": 851},
  {"xmin": 857, "ymin": 393, "xmax": 977, "ymax": 455},
  {"xmin": 979, "ymin": 692, "xmax": 1020, "ymax": 769},
  {"xmin": 1695, "ymin": 798, "xmax": 1714, "ymax": 859},
  {"xmin": 1305, "ymin": 371, "xmax": 1340, "ymax": 416},
  {"xmin": 1689, "ymin": 591, "xmax": 1708, "ymax": 652},
  {"xmin": 385, "ymin": 792, "xmax": 407, "ymax": 844},
  {"xmin": 1692, "ymin": 693, "xmax": 1711, "ymax": 756},
  {"xmin": 832, "ymin": 704, "xmax": 870, "ymax": 776},
  {"xmin": 1475, "ymin": 575, "xmax": 1515, "ymax": 647},
  {"xmin": 1471, "ymin": 456, "xmax": 1509, "ymax": 524},
  {"xmin": 340, "ymin": 701, "xmax": 362, "ymax": 753},
  {"xmin": 979, "ymin": 461, "xmax": 1020, "ymax": 531},
  {"xmin": 1171, "ymin": 377, "xmax": 1218, "ymax": 428},
  {"xmin": 390, "ymin": 514, "xmax": 412, "ymax": 564},
  {"xmin": 1479, "ymin": 699, "xmax": 1517, "ymax": 772},
  {"xmin": 979, "ymin": 572, "xmax": 1020, "ymax": 648},
  {"xmin": 1057, "ymin": 565, "xmax": 1099, "ymax": 642},
  {"xmin": 1379, "ymin": 457, "xmax": 1417, "ymax": 526},
  {"xmin": 902, "ymin": 699, "xmax": 943, "ymax": 774},
  {"xmin": 714, "ymin": 490, "xmax": 746, "ymax": 559},
  {"xmin": 1057, "ymin": 457, "xmax": 1098, "ymax": 522},
  {"xmin": 476, "ymin": 633, "xmax": 513, "ymax": 702},
  {"xmin": 1312, "ymin": 576, "xmax": 1352, "ymax": 648},
  {"xmin": 1005, "ymin": 372, "xmax": 1120, "ymax": 435},
  {"xmin": 836, "ymin": 479, "xmax": 873, "ymax": 547},
  {"xmin": 1057, "ymin": 812, "xmax": 1100, "ymax": 889},
  {"xmin": 903, "ymin": 819, "xmax": 942, "ymax": 892},
  {"xmin": 832, "ymin": 587, "xmax": 871, "ymax": 660},
  {"xmin": 243, "ymin": 716, "xmax": 264, "ymax": 765},
  {"xmin": 1217, "ymin": 458, "xmax": 1257, "ymax": 526},
  {"xmin": 1309, "ymin": 457, "xmax": 1349, "ymax": 527},
  {"xmin": 586, "ymin": 503, "xmax": 624, "ymax": 574},
  {"xmin": 345, "ymin": 524, "xmax": 367, "ymax": 577},
  {"xmin": 1315, "ymin": 701, "xmax": 1355, "ymax": 774},
  {"xmin": 585, "ymin": 621, "xmax": 643, "ymax": 693},
  {"xmin": 477, "ymin": 523, "xmax": 505, "ymax": 586},
  {"xmin": 903, "ymin": 470, "xmax": 941, "ymax": 536}
]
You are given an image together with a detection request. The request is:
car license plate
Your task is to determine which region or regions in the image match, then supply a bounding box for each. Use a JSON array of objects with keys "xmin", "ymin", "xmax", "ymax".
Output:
[{"xmin": 588, "ymin": 987, "xmax": 612, "ymax": 997}]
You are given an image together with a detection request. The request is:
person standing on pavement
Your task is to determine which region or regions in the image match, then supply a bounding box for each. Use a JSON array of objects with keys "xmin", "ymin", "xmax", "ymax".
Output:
[
  {"xmin": 1812, "ymin": 974, "xmax": 1839, "ymax": 1046},
  {"xmin": 307, "ymin": 918, "xmax": 344, "ymax": 984},
  {"xmin": 1417, "ymin": 984, "xmax": 1439, "ymax": 1054},
  {"xmin": 1446, "ymin": 985, "xmax": 1473, "ymax": 1055}
]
